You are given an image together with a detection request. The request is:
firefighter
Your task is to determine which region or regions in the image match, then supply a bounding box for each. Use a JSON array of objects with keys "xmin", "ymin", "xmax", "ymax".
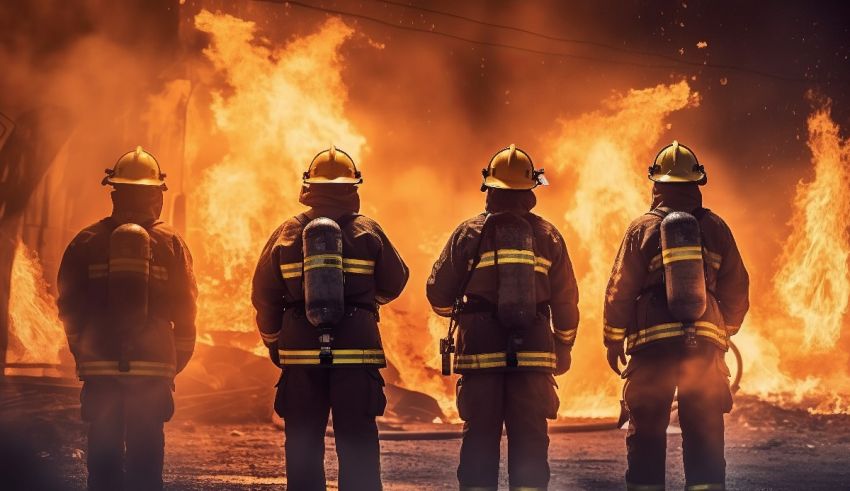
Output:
[
  {"xmin": 252, "ymin": 146, "xmax": 409, "ymax": 491},
  {"xmin": 604, "ymin": 141, "xmax": 749, "ymax": 490},
  {"xmin": 57, "ymin": 147, "xmax": 197, "ymax": 491},
  {"xmin": 427, "ymin": 145, "xmax": 579, "ymax": 491}
]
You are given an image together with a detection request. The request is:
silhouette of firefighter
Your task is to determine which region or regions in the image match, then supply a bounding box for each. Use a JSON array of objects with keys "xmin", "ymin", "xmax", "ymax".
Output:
[
  {"xmin": 252, "ymin": 146, "xmax": 409, "ymax": 490},
  {"xmin": 57, "ymin": 147, "xmax": 197, "ymax": 491},
  {"xmin": 427, "ymin": 145, "xmax": 580, "ymax": 491},
  {"xmin": 604, "ymin": 141, "xmax": 750, "ymax": 490}
]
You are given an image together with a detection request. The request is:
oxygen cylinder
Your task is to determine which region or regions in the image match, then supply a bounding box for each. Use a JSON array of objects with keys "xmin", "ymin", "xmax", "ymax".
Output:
[
  {"xmin": 491, "ymin": 212, "xmax": 537, "ymax": 330},
  {"xmin": 302, "ymin": 218, "xmax": 345, "ymax": 328},
  {"xmin": 660, "ymin": 212, "xmax": 707, "ymax": 347},
  {"xmin": 108, "ymin": 224, "xmax": 151, "ymax": 371}
]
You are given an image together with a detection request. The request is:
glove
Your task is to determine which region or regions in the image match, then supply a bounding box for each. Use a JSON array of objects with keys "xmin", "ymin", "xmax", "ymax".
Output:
[
  {"xmin": 554, "ymin": 343, "xmax": 572, "ymax": 375},
  {"xmin": 606, "ymin": 343, "xmax": 627, "ymax": 375}
]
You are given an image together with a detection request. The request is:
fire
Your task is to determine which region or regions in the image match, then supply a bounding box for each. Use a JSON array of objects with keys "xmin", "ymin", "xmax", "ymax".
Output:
[
  {"xmin": 546, "ymin": 81, "xmax": 699, "ymax": 416},
  {"xmin": 8, "ymin": 242, "xmax": 65, "ymax": 365},
  {"xmin": 188, "ymin": 10, "xmax": 366, "ymax": 349},
  {"xmin": 774, "ymin": 104, "xmax": 850, "ymax": 351},
  {"xmin": 8, "ymin": 7, "xmax": 849, "ymax": 422},
  {"xmin": 738, "ymin": 102, "xmax": 850, "ymax": 413}
]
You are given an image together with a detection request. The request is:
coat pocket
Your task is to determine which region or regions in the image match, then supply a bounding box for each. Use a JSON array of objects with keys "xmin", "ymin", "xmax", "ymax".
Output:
[
  {"xmin": 366, "ymin": 368, "xmax": 387, "ymax": 417},
  {"xmin": 273, "ymin": 370, "xmax": 289, "ymax": 418},
  {"xmin": 544, "ymin": 374, "xmax": 560, "ymax": 420}
]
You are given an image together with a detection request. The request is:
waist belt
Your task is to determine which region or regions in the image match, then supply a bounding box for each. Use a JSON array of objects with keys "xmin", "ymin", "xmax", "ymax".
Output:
[
  {"xmin": 454, "ymin": 351, "xmax": 556, "ymax": 370},
  {"xmin": 460, "ymin": 299, "xmax": 550, "ymax": 315},
  {"xmin": 283, "ymin": 300, "xmax": 378, "ymax": 315},
  {"xmin": 278, "ymin": 348, "xmax": 386, "ymax": 366},
  {"xmin": 77, "ymin": 361, "xmax": 175, "ymax": 378}
]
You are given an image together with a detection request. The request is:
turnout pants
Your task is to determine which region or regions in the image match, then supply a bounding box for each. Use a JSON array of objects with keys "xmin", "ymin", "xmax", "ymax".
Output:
[
  {"xmin": 456, "ymin": 371, "xmax": 559, "ymax": 491},
  {"xmin": 275, "ymin": 367, "xmax": 387, "ymax": 491},
  {"xmin": 80, "ymin": 378, "xmax": 174, "ymax": 491},
  {"xmin": 623, "ymin": 343, "xmax": 733, "ymax": 491}
]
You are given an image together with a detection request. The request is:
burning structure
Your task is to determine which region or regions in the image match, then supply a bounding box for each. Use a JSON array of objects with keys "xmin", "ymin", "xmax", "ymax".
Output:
[{"xmin": 1, "ymin": 0, "xmax": 849, "ymax": 487}]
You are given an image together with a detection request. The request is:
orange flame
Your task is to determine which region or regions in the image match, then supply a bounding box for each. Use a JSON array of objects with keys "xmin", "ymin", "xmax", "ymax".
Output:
[
  {"xmin": 736, "ymin": 102, "xmax": 850, "ymax": 413},
  {"xmin": 188, "ymin": 10, "xmax": 366, "ymax": 349},
  {"xmin": 774, "ymin": 104, "xmax": 850, "ymax": 351},
  {"xmin": 8, "ymin": 242, "xmax": 65, "ymax": 365},
  {"xmin": 546, "ymin": 81, "xmax": 699, "ymax": 416}
]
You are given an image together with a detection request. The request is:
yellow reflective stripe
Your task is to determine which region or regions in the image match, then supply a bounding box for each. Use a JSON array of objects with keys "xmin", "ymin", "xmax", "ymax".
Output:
[
  {"xmin": 88, "ymin": 264, "xmax": 108, "ymax": 278},
  {"xmin": 626, "ymin": 321, "xmax": 726, "ymax": 349},
  {"xmin": 303, "ymin": 254, "xmax": 343, "ymax": 272},
  {"xmin": 77, "ymin": 361, "xmax": 175, "ymax": 377},
  {"xmin": 108, "ymin": 258, "xmax": 150, "ymax": 275},
  {"xmin": 626, "ymin": 484, "xmax": 665, "ymax": 491},
  {"xmin": 648, "ymin": 254, "xmax": 663, "ymax": 272},
  {"xmin": 260, "ymin": 330, "xmax": 280, "ymax": 343},
  {"xmin": 651, "ymin": 249, "xmax": 722, "ymax": 271},
  {"xmin": 454, "ymin": 351, "xmax": 556, "ymax": 370},
  {"xmin": 661, "ymin": 246, "xmax": 704, "ymax": 265},
  {"xmin": 280, "ymin": 257, "xmax": 375, "ymax": 278},
  {"xmin": 661, "ymin": 246, "xmax": 702, "ymax": 257},
  {"xmin": 278, "ymin": 349, "xmax": 386, "ymax": 365},
  {"xmin": 343, "ymin": 258, "xmax": 375, "ymax": 267},
  {"xmin": 554, "ymin": 328, "xmax": 577, "ymax": 343},
  {"xmin": 686, "ymin": 485, "xmax": 725, "ymax": 491},
  {"xmin": 473, "ymin": 250, "xmax": 550, "ymax": 274},
  {"xmin": 150, "ymin": 265, "xmax": 168, "ymax": 280},
  {"xmin": 432, "ymin": 305, "xmax": 454, "ymax": 316},
  {"xmin": 604, "ymin": 324, "xmax": 626, "ymax": 341}
]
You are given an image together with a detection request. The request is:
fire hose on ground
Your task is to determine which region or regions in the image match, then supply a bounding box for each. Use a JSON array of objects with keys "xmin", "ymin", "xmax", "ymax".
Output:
[{"xmin": 335, "ymin": 340, "xmax": 743, "ymax": 441}]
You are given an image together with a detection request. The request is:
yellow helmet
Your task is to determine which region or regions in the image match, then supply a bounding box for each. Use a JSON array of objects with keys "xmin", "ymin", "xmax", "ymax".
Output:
[
  {"xmin": 303, "ymin": 145, "xmax": 362, "ymax": 185},
  {"xmin": 481, "ymin": 144, "xmax": 547, "ymax": 191},
  {"xmin": 648, "ymin": 141, "xmax": 706, "ymax": 184},
  {"xmin": 102, "ymin": 146, "xmax": 167, "ymax": 189}
]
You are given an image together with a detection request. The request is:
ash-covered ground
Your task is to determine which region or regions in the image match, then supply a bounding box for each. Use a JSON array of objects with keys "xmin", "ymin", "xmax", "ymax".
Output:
[{"xmin": 3, "ymin": 380, "xmax": 850, "ymax": 491}]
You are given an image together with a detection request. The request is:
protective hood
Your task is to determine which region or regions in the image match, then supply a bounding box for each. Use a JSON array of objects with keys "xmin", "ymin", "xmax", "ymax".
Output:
[
  {"xmin": 485, "ymin": 188, "xmax": 537, "ymax": 214},
  {"xmin": 650, "ymin": 182, "xmax": 703, "ymax": 212},
  {"xmin": 299, "ymin": 183, "xmax": 361, "ymax": 218},
  {"xmin": 110, "ymin": 186, "xmax": 163, "ymax": 225}
]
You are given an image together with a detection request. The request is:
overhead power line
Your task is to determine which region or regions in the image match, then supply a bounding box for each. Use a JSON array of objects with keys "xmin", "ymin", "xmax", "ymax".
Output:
[{"xmin": 252, "ymin": 0, "xmax": 844, "ymax": 85}]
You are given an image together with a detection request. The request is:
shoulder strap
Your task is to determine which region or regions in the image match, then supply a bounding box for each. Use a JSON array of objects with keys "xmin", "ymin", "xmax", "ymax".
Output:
[
  {"xmin": 647, "ymin": 206, "xmax": 673, "ymax": 220},
  {"xmin": 691, "ymin": 207, "xmax": 709, "ymax": 220},
  {"xmin": 456, "ymin": 213, "xmax": 491, "ymax": 301},
  {"xmin": 335, "ymin": 212, "xmax": 360, "ymax": 227},
  {"xmin": 293, "ymin": 212, "xmax": 310, "ymax": 226}
]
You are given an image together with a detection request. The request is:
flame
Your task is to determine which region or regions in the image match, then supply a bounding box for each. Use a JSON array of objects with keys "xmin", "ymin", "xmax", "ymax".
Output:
[
  {"xmin": 546, "ymin": 81, "xmax": 699, "ymax": 416},
  {"xmin": 774, "ymin": 105, "xmax": 850, "ymax": 351},
  {"xmin": 188, "ymin": 10, "xmax": 366, "ymax": 348},
  {"xmin": 8, "ymin": 242, "xmax": 65, "ymax": 365},
  {"xmin": 738, "ymin": 102, "xmax": 850, "ymax": 413}
]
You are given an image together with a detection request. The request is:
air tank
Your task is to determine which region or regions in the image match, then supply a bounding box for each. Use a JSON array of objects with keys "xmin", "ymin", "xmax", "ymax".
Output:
[
  {"xmin": 109, "ymin": 224, "xmax": 151, "ymax": 370},
  {"xmin": 301, "ymin": 217, "xmax": 345, "ymax": 328},
  {"xmin": 660, "ymin": 211, "xmax": 707, "ymax": 322},
  {"xmin": 491, "ymin": 212, "xmax": 537, "ymax": 330}
]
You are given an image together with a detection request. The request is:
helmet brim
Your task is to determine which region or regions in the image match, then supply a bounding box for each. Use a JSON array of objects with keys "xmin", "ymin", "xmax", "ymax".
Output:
[
  {"xmin": 105, "ymin": 177, "xmax": 167, "ymax": 188},
  {"xmin": 649, "ymin": 172, "xmax": 706, "ymax": 184},
  {"xmin": 482, "ymin": 176, "xmax": 536, "ymax": 190},
  {"xmin": 304, "ymin": 176, "xmax": 363, "ymax": 184}
]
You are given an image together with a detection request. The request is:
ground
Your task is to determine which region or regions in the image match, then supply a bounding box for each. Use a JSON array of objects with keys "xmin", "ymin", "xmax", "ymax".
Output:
[{"xmin": 3, "ymin": 380, "xmax": 850, "ymax": 490}]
